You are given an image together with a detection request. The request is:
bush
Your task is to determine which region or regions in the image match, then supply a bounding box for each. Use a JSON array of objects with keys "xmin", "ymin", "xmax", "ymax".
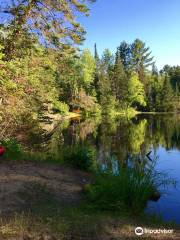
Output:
[
  {"xmin": 64, "ymin": 145, "xmax": 97, "ymax": 171},
  {"xmin": 53, "ymin": 101, "xmax": 69, "ymax": 114},
  {"xmin": 82, "ymin": 103, "xmax": 102, "ymax": 117},
  {"xmin": 1, "ymin": 138, "xmax": 23, "ymax": 160}
]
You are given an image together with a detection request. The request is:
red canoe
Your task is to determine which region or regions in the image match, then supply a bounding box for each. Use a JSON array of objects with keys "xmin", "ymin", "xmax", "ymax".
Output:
[{"xmin": 0, "ymin": 146, "xmax": 6, "ymax": 156}]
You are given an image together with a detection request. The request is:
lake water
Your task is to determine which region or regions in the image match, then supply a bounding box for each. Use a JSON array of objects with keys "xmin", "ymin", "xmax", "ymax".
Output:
[{"xmin": 31, "ymin": 114, "xmax": 180, "ymax": 223}]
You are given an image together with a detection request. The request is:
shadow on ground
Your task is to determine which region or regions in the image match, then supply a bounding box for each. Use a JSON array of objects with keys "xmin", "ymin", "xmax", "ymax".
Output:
[{"xmin": 0, "ymin": 162, "xmax": 179, "ymax": 240}]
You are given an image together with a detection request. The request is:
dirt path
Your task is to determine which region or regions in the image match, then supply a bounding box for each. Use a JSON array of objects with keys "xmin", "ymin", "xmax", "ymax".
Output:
[{"xmin": 0, "ymin": 161, "xmax": 89, "ymax": 215}]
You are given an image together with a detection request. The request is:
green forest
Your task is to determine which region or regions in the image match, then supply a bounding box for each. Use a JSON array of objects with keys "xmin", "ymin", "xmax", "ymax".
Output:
[{"xmin": 0, "ymin": 0, "xmax": 180, "ymax": 135}]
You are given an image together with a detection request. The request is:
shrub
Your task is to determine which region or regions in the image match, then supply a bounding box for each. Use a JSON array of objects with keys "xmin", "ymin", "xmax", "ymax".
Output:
[
  {"xmin": 53, "ymin": 101, "xmax": 69, "ymax": 114},
  {"xmin": 1, "ymin": 138, "xmax": 23, "ymax": 160},
  {"xmin": 64, "ymin": 145, "xmax": 97, "ymax": 171}
]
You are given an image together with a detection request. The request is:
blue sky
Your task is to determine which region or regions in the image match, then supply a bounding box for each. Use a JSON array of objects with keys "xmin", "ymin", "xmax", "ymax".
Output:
[{"xmin": 79, "ymin": 0, "xmax": 180, "ymax": 70}]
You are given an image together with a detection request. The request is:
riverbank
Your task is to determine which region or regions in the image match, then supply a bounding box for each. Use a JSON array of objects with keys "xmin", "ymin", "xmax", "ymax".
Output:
[
  {"xmin": 137, "ymin": 111, "xmax": 180, "ymax": 115},
  {"xmin": 0, "ymin": 161, "xmax": 179, "ymax": 240}
]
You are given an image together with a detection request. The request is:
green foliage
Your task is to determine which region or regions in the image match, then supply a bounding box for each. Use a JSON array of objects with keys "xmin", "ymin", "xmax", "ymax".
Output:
[
  {"xmin": 1, "ymin": 139, "xmax": 22, "ymax": 160},
  {"xmin": 63, "ymin": 145, "xmax": 97, "ymax": 171},
  {"xmin": 93, "ymin": 39, "xmax": 179, "ymax": 114},
  {"xmin": 84, "ymin": 163, "xmax": 163, "ymax": 214},
  {"xmin": 112, "ymin": 52, "xmax": 127, "ymax": 104},
  {"xmin": 161, "ymin": 65, "xmax": 180, "ymax": 91},
  {"xmin": 0, "ymin": 44, "xmax": 64, "ymax": 129},
  {"xmin": 126, "ymin": 73, "xmax": 146, "ymax": 108},
  {"xmin": 80, "ymin": 49, "xmax": 96, "ymax": 95},
  {"xmin": 102, "ymin": 95, "xmax": 119, "ymax": 116},
  {"xmin": 97, "ymin": 49, "xmax": 116, "ymax": 113},
  {"xmin": 125, "ymin": 107, "xmax": 138, "ymax": 119},
  {"xmin": 130, "ymin": 39, "xmax": 154, "ymax": 82},
  {"xmin": 0, "ymin": 12, "xmax": 179, "ymax": 140},
  {"xmin": 0, "ymin": 44, "xmax": 4, "ymax": 60},
  {"xmin": 117, "ymin": 41, "xmax": 131, "ymax": 70},
  {"xmin": 0, "ymin": 0, "xmax": 94, "ymax": 60},
  {"xmin": 53, "ymin": 101, "xmax": 69, "ymax": 114},
  {"xmin": 128, "ymin": 119, "xmax": 147, "ymax": 154},
  {"xmin": 160, "ymin": 76, "xmax": 175, "ymax": 112}
]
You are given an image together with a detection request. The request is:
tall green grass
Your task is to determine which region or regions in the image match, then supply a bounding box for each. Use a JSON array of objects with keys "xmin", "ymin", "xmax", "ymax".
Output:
[{"xmin": 84, "ymin": 162, "xmax": 170, "ymax": 215}]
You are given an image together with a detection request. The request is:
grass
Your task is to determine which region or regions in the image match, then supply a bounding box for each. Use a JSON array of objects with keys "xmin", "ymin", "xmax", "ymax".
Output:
[
  {"xmin": 1, "ymin": 139, "xmax": 98, "ymax": 171},
  {"xmin": 83, "ymin": 161, "xmax": 173, "ymax": 215},
  {"xmin": 1, "ymin": 139, "xmax": 176, "ymax": 215},
  {"xmin": 0, "ymin": 182, "xmax": 109, "ymax": 239},
  {"xmin": 0, "ymin": 182, "xmax": 178, "ymax": 240},
  {"xmin": 0, "ymin": 139, "xmax": 179, "ymax": 239}
]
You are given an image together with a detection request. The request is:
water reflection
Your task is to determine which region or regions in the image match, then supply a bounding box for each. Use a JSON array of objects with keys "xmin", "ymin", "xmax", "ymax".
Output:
[{"xmin": 30, "ymin": 114, "xmax": 180, "ymax": 223}]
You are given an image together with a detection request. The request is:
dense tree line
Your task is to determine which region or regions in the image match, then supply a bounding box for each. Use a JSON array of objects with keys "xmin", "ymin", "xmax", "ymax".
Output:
[
  {"xmin": 0, "ymin": 0, "xmax": 98, "ymax": 132},
  {"xmin": 0, "ymin": 0, "xmax": 179, "ymax": 133},
  {"xmin": 94, "ymin": 39, "xmax": 180, "ymax": 114}
]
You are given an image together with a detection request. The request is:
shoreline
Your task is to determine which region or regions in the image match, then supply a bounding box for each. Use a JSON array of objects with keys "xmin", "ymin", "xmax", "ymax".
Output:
[
  {"xmin": 136, "ymin": 111, "xmax": 180, "ymax": 115},
  {"xmin": 0, "ymin": 161, "xmax": 179, "ymax": 240}
]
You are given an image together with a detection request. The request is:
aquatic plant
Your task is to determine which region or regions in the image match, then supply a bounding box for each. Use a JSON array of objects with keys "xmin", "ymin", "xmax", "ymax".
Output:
[{"xmin": 84, "ymin": 160, "xmax": 172, "ymax": 215}]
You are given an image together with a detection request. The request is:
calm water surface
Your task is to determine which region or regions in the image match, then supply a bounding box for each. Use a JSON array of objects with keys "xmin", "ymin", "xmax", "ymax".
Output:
[{"xmin": 32, "ymin": 114, "xmax": 180, "ymax": 223}]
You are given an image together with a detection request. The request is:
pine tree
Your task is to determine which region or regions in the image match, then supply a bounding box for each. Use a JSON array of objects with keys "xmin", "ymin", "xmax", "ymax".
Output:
[
  {"xmin": 98, "ymin": 49, "xmax": 113, "ymax": 99},
  {"xmin": 0, "ymin": 0, "xmax": 94, "ymax": 59},
  {"xmin": 97, "ymin": 49, "xmax": 117, "ymax": 113},
  {"xmin": 94, "ymin": 43, "xmax": 99, "ymax": 62},
  {"xmin": 117, "ymin": 41, "xmax": 131, "ymax": 71},
  {"xmin": 161, "ymin": 76, "xmax": 175, "ymax": 111},
  {"xmin": 94, "ymin": 43, "xmax": 101, "ymax": 100},
  {"xmin": 101, "ymin": 49, "xmax": 114, "ymax": 77},
  {"xmin": 112, "ymin": 52, "xmax": 127, "ymax": 105},
  {"xmin": 174, "ymin": 83, "xmax": 180, "ymax": 112},
  {"xmin": 152, "ymin": 63, "xmax": 159, "ymax": 76},
  {"xmin": 131, "ymin": 39, "xmax": 154, "ymax": 82},
  {"xmin": 146, "ymin": 64, "xmax": 159, "ymax": 111}
]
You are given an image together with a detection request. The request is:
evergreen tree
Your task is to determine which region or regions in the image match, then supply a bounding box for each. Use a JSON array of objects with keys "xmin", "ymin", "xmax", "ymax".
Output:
[
  {"xmin": 94, "ymin": 43, "xmax": 101, "ymax": 100},
  {"xmin": 131, "ymin": 39, "xmax": 154, "ymax": 82},
  {"xmin": 98, "ymin": 49, "xmax": 116, "ymax": 113},
  {"xmin": 117, "ymin": 41, "xmax": 131, "ymax": 71},
  {"xmin": 98, "ymin": 49, "xmax": 113, "ymax": 100},
  {"xmin": 146, "ymin": 64, "xmax": 159, "ymax": 111},
  {"xmin": 152, "ymin": 63, "xmax": 159, "ymax": 76},
  {"xmin": 94, "ymin": 43, "xmax": 99, "ymax": 62},
  {"xmin": 101, "ymin": 49, "xmax": 114, "ymax": 78},
  {"xmin": 160, "ymin": 65, "xmax": 171, "ymax": 76},
  {"xmin": 161, "ymin": 76, "xmax": 175, "ymax": 111},
  {"xmin": 161, "ymin": 65, "xmax": 180, "ymax": 91},
  {"xmin": 112, "ymin": 52, "xmax": 127, "ymax": 105},
  {"xmin": 0, "ymin": 0, "xmax": 94, "ymax": 59},
  {"xmin": 174, "ymin": 83, "xmax": 180, "ymax": 112}
]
